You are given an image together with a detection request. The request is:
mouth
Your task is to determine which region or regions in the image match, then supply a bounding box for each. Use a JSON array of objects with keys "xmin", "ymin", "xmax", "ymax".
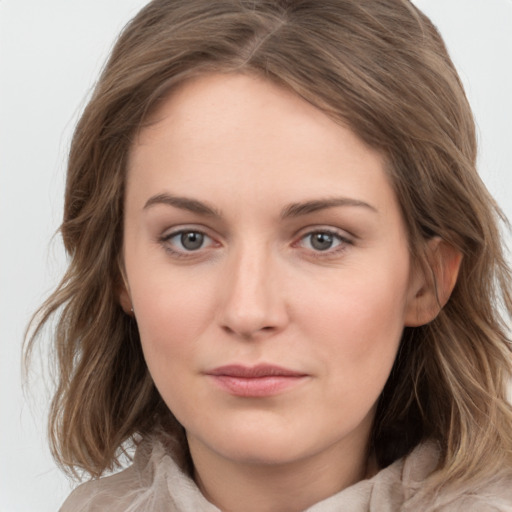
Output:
[{"xmin": 205, "ymin": 364, "xmax": 309, "ymax": 397}]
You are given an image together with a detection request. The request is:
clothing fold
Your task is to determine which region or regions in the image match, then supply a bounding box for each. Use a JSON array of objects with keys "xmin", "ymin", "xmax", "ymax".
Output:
[{"xmin": 60, "ymin": 434, "xmax": 512, "ymax": 511}]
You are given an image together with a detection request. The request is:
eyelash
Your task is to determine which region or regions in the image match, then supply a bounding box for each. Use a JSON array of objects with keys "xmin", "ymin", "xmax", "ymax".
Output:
[
  {"xmin": 158, "ymin": 227, "xmax": 352, "ymax": 259},
  {"xmin": 159, "ymin": 229, "xmax": 217, "ymax": 258},
  {"xmin": 294, "ymin": 229, "xmax": 352, "ymax": 258}
]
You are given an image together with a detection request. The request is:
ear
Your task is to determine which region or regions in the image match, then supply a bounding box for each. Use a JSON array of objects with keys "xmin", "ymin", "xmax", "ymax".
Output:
[
  {"xmin": 119, "ymin": 284, "xmax": 133, "ymax": 315},
  {"xmin": 404, "ymin": 237, "xmax": 462, "ymax": 327},
  {"xmin": 118, "ymin": 264, "xmax": 134, "ymax": 316}
]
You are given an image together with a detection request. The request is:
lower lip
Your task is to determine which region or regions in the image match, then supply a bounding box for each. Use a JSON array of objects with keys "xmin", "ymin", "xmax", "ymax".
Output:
[{"xmin": 209, "ymin": 375, "xmax": 307, "ymax": 397}]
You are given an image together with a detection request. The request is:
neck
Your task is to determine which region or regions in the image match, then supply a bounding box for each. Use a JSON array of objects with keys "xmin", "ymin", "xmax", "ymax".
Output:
[{"xmin": 189, "ymin": 436, "xmax": 372, "ymax": 512}]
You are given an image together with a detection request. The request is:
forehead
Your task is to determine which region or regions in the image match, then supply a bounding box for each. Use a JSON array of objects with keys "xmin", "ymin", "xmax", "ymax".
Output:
[
  {"xmin": 126, "ymin": 72, "xmax": 400, "ymax": 221},
  {"xmin": 134, "ymin": 72, "xmax": 357, "ymax": 155}
]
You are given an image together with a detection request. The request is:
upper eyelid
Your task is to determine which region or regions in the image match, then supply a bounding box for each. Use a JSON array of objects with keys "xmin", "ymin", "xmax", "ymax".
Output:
[
  {"xmin": 159, "ymin": 229, "xmax": 219, "ymax": 257},
  {"xmin": 157, "ymin": 224, "xmax": 355, "ymax": 247},
  {"xmin": 290, "ymin": 229, "xmax": 353, "ymax": 257},
  {"xmin": 160, "ymin": 225, "xmax": 215, "ymax": 239},
  {"xmin": 159, "ymin": 227, "xmax": 218, "ymax": 250},
  {"xmin": 296, "ymin": 231, "xmax": 350, "ymax": 247},
  {"xmin": 294, "ymin": 225, "xmax": 355, "ymax": 241}
]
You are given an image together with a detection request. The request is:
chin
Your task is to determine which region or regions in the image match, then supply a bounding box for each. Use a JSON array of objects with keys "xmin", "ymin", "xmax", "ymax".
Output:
[
  {"xmin": 188, "ymin": 418, "xmax": 338, "ymax": 468},
  {"xmin": 215, "ymin": 438, "xmax": 310, "ymax": 467}
]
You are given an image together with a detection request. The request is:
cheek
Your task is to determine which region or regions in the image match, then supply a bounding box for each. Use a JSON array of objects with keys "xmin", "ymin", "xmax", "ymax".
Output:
[
  {"xmin": 133, "ymin": 284, "xmax": 209, "ymax": 422},
  {"xmin": 131, "ymin": 274, "xmax": 226, "ymax": 435},
  {"xmin": 294, "ymin": 260, "xmax": 409, "ymax": 382},
  {"xmin": 130, "ymin": 263, "xmax": 231, "ymax": 417},
  {"xmin": 130, "ymin": 269, "xmax": 213, "ymax": 361}
]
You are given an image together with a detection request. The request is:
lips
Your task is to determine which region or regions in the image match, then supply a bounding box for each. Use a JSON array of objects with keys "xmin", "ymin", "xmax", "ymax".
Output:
[{"xmin": 206, "ymin": 364, "xmax": 308, "ymax": 397}]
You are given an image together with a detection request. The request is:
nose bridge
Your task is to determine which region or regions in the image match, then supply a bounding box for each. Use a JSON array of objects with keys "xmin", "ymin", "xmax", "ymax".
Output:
[{"xmin": 219, "ymin": 239, "xmax": 286, "ymax": 337}]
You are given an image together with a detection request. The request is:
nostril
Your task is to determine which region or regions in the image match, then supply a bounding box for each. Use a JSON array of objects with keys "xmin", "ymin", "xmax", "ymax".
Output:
[{"xmin": 221, "ymin": 323, "xmax": 276, "ymax": 339}]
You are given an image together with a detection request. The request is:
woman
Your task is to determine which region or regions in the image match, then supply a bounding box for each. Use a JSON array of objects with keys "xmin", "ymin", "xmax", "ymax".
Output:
[{"xmin": 26, "ymin": 0, "xmax": 512, "ymax": 510}]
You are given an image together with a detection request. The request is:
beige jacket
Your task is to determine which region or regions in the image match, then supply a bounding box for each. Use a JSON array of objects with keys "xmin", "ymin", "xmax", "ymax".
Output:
[{"xmin": 60, "ymin": 437, "xmax": 512, "ymax": 511}]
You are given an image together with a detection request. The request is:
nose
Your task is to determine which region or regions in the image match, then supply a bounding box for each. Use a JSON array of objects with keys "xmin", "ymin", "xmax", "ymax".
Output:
[{"xmin": 217, "ymin": 244, "xmax": 289, "ymax": 339}]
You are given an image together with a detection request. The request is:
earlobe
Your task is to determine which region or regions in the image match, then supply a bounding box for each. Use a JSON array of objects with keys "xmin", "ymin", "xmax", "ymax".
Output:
[
  {"xmin": 119, "ymin": 285, "xmax": 133, "ymax": 315},
  {"xmin": 118, "ymin": 264, "xmax": 134, "ymax": 316},
  {"xmin": 404, "ymin": 237, "xmax": 462, "ymax": 327}
]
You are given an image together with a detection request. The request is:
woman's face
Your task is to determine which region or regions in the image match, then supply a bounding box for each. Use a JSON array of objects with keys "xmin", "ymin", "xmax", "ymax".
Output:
[{"xmin": 123, "ymin": 73, "xmax": 422, "ymax": 472}]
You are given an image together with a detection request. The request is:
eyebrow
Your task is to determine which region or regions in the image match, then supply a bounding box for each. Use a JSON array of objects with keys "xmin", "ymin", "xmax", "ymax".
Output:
[
  {"xmin": 280, "ymin": 197, "xmax": 377, "ymax": 219},
  {"xmin": 144, "ymin": 193, "xmax": 222, "ymax": 217},
  {"xmin": 143, "ymin": 193, "xmax": 377, "ymax": 218}
]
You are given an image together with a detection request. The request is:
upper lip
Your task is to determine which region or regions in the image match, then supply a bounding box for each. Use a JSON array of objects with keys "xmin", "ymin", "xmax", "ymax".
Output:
[{"xmin": 206, "ymin": 364, "xmax": 307, "ymax": 378}]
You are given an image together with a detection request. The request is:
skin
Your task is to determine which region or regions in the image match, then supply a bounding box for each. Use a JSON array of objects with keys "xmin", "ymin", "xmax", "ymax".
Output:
[{"xmin": 121, "ymin": 73, "xmax": 444, "ymax": 512}]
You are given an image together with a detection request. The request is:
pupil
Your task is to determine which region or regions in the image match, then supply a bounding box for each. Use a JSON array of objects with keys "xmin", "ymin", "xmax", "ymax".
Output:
[
  {"xmin": 311, "ymin": 233, "xmax": 333, "ymax": 251},
  {"xmin": 181, "ymin": 232, "xmax": 204, "ymax": 250}
]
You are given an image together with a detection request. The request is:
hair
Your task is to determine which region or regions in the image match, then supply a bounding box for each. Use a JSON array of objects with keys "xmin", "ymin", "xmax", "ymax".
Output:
[{"xmin": 26, "ymin": 0, "xmax": 512, "ymax": 495}]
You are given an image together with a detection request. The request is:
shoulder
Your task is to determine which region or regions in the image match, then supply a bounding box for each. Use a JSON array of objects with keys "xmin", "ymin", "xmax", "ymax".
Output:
[
  {"xmin": 59, "ymin": 465, "xmax": 139, "ymax": 512},
  {"xmin": 439, "ymin": 475, "xmax": 512, "ymax": 511},
  {"xmin": 421, "ymin": 477, "xmax": 512, "ymax": 512},
  {"xmin": 401, "ymin": 443, "xmax": 512, "ymax": 511},
  {"xmin": 59, "ymin": 434, "xmax": 218, "ymax": 512}
]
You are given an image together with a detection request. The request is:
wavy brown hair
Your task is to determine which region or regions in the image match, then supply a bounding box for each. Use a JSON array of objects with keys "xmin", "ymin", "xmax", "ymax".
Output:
[{"xmin": 26, "ymin": 0, "xmax": 512, "ymax": 492}]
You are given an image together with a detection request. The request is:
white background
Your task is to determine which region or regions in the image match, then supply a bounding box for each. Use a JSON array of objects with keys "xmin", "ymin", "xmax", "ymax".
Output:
[{"xmin": 1, "ymin": 1, "xmax": 511, "ymax": 510}]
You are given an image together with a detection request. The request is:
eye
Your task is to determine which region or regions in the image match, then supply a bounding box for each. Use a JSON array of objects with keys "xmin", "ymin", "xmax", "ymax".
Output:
[
  {"xmin": 298, "ymin": 230, "xmax": 350, "ymax": 253},
  {"xmin": 177, "ymin": 231, "xmax": 206, "ymax": 251},
  {"xmin": 161, "ymin": 229, "xmax": 215, "ymax": 254}
]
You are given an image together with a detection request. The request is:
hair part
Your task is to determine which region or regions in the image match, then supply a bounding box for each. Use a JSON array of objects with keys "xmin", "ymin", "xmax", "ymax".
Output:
[{"xmin": 26, "ymin": 0, "xmax": 512, "ymax": 494}]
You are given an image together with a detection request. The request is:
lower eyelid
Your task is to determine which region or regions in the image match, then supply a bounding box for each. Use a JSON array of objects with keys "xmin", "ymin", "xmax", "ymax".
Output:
[
  {"xmin": 159, "ymin": 229, "xmax": 222, "ymax": 257},
  {"xmin": 158, "ymin": 227, "xmax": 351, "ymax": 256},
  {"xmin": 294, "ymin": 230, "xmax": 353, "ymax": 256}
]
